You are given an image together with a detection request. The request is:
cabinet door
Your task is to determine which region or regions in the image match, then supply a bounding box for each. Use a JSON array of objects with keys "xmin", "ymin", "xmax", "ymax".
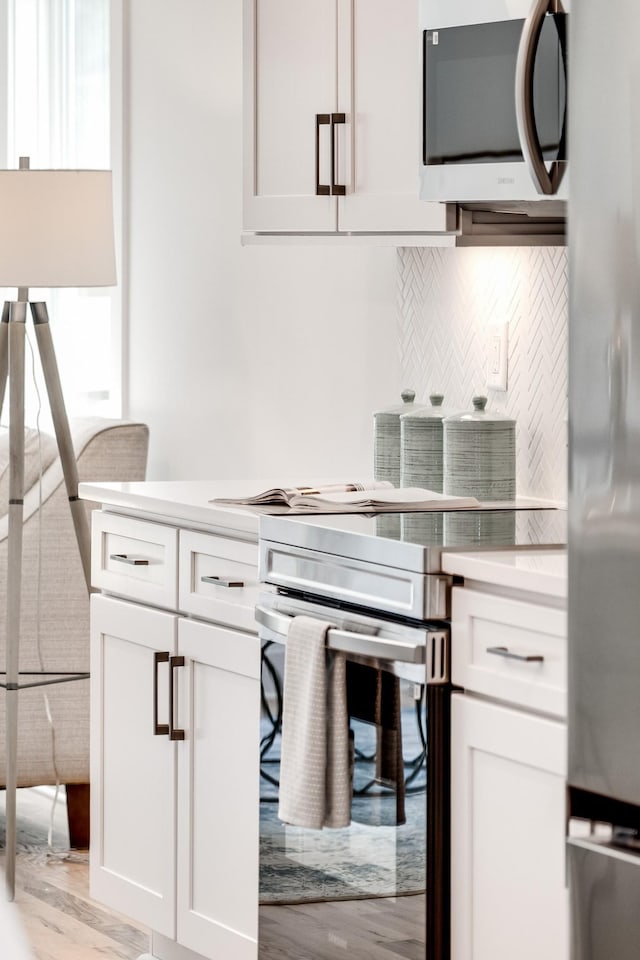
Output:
[
  {"xmin": 451, "ymin": 694, "xmax": 569, "ymax": 960},
  {"xmin": 336, "ymin": 0, "xmax": 455, "ymax": 233},
  {"xmin": 243, "ymin": 0, "xmax": 338, "ymax": 232},
  {"xmin": 90, "ymin": 594, "xmax": 177, "ymax": 937},
  {"xmin": 176, "ymin": 618, "xmax": 260, "ymax": 960}
]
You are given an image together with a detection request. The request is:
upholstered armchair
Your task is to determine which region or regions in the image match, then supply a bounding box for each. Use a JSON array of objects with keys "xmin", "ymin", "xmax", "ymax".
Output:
[{"xmin": 0, "ymin": 417, "xmax": 149, "ymax": 847}]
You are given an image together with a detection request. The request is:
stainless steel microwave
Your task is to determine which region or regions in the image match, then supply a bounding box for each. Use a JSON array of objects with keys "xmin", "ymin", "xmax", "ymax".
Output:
[{"xmin": 420, "ymin": 0, "xmax": 568, "ymax": 212}]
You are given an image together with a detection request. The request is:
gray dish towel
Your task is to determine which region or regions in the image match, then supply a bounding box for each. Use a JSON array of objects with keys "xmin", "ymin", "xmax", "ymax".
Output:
[{"xmin": 278, "ymin": 615, "xmax": 351, "ymax": 829}]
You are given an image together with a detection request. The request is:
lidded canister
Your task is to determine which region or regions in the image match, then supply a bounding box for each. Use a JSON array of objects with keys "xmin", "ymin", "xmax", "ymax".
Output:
[
  {"xmin": 400, "ymin": 393, "xmax": 453, "ymax": 545},
  {"xmin": 443, "ymin": 396, "xmax": 516, "ymax": 501},
  {"xmin": 373, "ymin": 389, "xmax": 422, "ymax": 489},
  {"xmin": 374, "ymin": 388, "xmax": 422, "ymax": 540},
  {"xmin": 400, "ymin": 393, "xmax": 452, "ymax": 492},
  {"xmin": 443, "ymin": 396, "xmax": 516, "ymax": 547}
]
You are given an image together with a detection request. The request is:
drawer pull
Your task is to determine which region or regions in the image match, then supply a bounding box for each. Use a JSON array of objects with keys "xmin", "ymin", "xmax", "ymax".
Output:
[
  {"xmin": 201, "ymin": 575, "xmax": 245, "ymax": 589},
  {"xmin": 153, "ymin": 652, "xmax": 170, "ymax": 736},
  {"xmin": 169, "ymin": 656, "xmax": 185, "ymax": 741},
  {"xmin": 486, "ymin": 645, "xmax": 544, "ymax": 663},
  {"xmin": 110, "ymin": 553, "xmax": 150, "ymax": 566}
]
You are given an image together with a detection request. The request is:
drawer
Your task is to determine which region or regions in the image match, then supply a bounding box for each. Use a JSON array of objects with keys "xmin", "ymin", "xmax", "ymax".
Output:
[
  {"xmin": 91, "ymin": 511, "xmax": 178, "ymax": 609},
  {"xmin": 451, "ymin": 586, "xmax": 567, "ymax": 718},
  {"xmin": 178, "ymin": 529, "xmax": 259, "ymax": 633}
]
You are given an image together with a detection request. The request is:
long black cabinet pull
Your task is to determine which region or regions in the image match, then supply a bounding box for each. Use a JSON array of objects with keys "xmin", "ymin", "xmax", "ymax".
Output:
[
  {"xmin": 331, "ymin": 113, "xmax": 346, "ymax": 196},
  {"xmin": 169, "ymin": 655, "xmax": 185, "ymax": 741},
  {"xmin": 153, "ymin": 652, "xmax": 170, "ymax": 736},
  {"xmin": 315, "ymin": 114, "xmax": 330, "ymax": 196}
]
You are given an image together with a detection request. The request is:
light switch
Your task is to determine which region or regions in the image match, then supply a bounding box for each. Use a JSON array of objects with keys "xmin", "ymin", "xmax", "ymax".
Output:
[{"xmin": 487, "ymin": 323, "xmax": 509, "ymax": 391}]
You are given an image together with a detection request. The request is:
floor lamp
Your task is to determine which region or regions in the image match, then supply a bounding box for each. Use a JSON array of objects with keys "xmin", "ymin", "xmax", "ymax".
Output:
[{"xmin": 0, "ymin": 159, "xmax": 116, "ymax": 899}]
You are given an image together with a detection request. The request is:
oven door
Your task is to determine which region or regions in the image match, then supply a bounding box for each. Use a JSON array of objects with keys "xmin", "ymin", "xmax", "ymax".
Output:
[
  {"xmin": 420, "ymin": 0, "xmax": 568, "ymax": 205},
  {"xmin": 255, "ymin": 592, "xmax": 451, "ymax": 960}
]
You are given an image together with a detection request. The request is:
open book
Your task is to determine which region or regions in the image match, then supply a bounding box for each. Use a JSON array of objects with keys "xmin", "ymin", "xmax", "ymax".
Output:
[{"xmin": 211, "ymin": 481, "xmax": 480, "ymax": 513}]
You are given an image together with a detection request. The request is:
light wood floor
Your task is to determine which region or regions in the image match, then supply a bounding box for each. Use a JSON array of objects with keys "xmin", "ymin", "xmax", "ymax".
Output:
[
  {"xmin": 260, "ymin": 893, "xmax": 426, "ymax": 960},
  {"xmin": 0, "ymin": 789, "xmax": 426, "ymax": 960},
  {"xmin": 0, "ymin": 788, "xmax": 149, "ymax": 960}
]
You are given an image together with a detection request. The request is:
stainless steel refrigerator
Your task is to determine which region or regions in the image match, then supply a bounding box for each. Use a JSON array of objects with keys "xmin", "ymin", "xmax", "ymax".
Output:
[{"xmin": 568, "ymin": 1, "xmax": 640, "ymax": 956}]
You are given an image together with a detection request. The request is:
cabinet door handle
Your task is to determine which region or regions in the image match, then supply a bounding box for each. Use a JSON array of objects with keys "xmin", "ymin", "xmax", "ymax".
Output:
[
  {"xmin": 169, "ymin": 655, "xmax": 185, "ymax": 741},
  {"xmin": 110, "ymin": 553, "xmax": 150, "ymax": 566},
  {"xmin": 153, "ymin": 652, "xmax": 170, "ymax": 736},
  {"xmin": 486, "ymin": 645, "xmax": 544, "ymax": 663},
  {"xmin": 201, "ymin": 575, "xmax": 245, "ymax": 588},
  {"xmin": 315, "ymin": 113, "xmax": 331, "ymax": 196},
  {"xmin": 331, "ymin": 113, "xmax": 346, "ymax": 196}
]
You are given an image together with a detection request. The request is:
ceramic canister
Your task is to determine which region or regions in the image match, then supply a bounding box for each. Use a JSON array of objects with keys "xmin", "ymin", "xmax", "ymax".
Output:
[
  {"xmin": 443, "ymin": 395, "xmax": 516, "ymax": 501},
  {"xmin": 400, "ymin": 393, "xmax": 454, "ymax": 545},
  {"xmin": 373, "ymin": 389, "xmax": 422, "ymax": 488},
  {"xmin": 373, "ymin": 388, "xmax": 422, "ymax": 539},
  {"xmin": 443, "ymin": 396, "xmax": 516, "ymax": 547},
  {"xmin": 400, "ymin": 393, "xmax": 453, "ymax": 491}
]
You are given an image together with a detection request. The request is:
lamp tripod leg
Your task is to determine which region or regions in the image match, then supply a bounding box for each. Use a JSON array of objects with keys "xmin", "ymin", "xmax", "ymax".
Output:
[
  {"xmin": 5, "ymin": 302, "xmax": 27, "ymax": 901},
  {"xmin": 31, "ymin": 302, "xmax": 92, "ymax": 592},
  {"xmin": 0, "ymin": 303, "xmax": 9, "ymax": 420}
]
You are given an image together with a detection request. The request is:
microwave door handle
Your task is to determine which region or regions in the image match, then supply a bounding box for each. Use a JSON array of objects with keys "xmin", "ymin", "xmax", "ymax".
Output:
[
  {"xmin": 553, "ymin": 6, "xmax": 568, "ymax": 193},
  {"xmin": 515, "ymin": 0, "xmax": 566, "ymax": 195},
  {"xmin": 254, "ymin": 604, "xmax": 425, "ymax": 665}
]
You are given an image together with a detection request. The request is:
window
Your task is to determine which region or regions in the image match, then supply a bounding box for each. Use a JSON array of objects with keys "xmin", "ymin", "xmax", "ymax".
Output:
[{"xmin": 2, "ymin": 0, "xmax": 120, "ymax": 426}]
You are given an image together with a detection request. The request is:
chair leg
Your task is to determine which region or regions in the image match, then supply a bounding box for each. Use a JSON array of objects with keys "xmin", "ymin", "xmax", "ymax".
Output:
[{"xmin": 65, "ymin": 783, "xmax": 90, "ymax": 849}]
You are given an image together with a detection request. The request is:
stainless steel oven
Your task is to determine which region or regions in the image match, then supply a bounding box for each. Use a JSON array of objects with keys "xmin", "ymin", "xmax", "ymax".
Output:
[
  {"xmin": 256, "ymin": 590, "xmax": 450, "ymax": 960},
  {"xmin": 420, "ymin": 0, "xmax": 569, "ymax": 211},
  {"xmin": 254, "ymin": 507, "xmax": 566, "ymax": 960}
]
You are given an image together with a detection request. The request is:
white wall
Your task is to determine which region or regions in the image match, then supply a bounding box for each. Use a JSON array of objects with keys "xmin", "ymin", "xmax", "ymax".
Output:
[{"xmin": 123, "ymin": 0, "xmax": 398, "ymax": 483}]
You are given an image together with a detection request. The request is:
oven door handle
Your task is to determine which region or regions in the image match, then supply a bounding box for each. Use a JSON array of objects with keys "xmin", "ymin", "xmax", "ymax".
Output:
[{"xmin": 255, "ymin": 604, "xmax": 426, "ymax": 665}]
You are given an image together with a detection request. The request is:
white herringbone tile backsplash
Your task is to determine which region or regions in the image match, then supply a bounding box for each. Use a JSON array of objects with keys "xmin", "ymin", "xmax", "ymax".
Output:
[{"xmin": 397, "ymin": 247, "xmax": 568, "ymax": 502}]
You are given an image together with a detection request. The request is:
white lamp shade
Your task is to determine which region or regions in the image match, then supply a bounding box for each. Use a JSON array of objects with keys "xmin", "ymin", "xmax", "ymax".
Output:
[{"xmin": 0, "ymin": 169, "xmax": 116, "ymax": 288}]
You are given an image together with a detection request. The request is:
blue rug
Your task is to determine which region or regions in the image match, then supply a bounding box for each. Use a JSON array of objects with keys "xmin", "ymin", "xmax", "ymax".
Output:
[{"xmin": 259, "ymin": 712, "xmax": 427, "ymax": 905}]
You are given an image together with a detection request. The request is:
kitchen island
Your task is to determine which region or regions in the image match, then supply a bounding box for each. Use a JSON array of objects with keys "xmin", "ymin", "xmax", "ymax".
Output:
[{"xmin": 79, "ymin": 481, "xmax": 568, "ymax": 960}]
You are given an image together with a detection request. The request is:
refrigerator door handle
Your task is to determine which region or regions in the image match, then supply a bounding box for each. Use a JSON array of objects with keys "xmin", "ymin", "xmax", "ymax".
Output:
[{"xmin": 515, "ymin": 0, "xmax": 567, "ymax": 196}]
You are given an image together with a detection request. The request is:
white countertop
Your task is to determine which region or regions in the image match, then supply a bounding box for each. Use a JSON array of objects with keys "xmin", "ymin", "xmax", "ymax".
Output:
[
  {"xmin": 441, "ymin": 547, "xmax": 567, "ymax": 599},
  {"xmin": 79, "ymin": 482, "xmax": 568, "ymax": 598},
  {"xmin": 78, "ymin": 480, "xmax": 263, "ymax": 536}
]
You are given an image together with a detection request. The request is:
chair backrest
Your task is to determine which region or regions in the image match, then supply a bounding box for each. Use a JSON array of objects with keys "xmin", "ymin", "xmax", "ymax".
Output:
[{"xmin": 0, "ymin": 417, "xmax": 149, "ymax": 542}]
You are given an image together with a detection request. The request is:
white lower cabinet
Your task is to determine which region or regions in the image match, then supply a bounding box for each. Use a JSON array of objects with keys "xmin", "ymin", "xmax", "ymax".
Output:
[
  {"xmin": 90, "ymin": 593, "xmax": 260, "ymax": 960},
  {"xmin": 90, "ymin": 595, "xmax": 177, "ymax": 935},
  {"xmin": 447, "ymin": 572, "xmax": 569, "ymax": 960},
  {"xmin": 451, "ymin": 693, "xmax": 569, "ymax": 960},
  {"xmin": 176, "ymin": 617, "xmax": 260, "ymax": 958}
]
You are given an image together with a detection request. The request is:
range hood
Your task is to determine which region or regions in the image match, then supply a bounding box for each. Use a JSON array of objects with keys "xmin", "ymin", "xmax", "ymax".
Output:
[{"xmin": 455, "ymin": 204, "xmax": 566, "ymax": 247}]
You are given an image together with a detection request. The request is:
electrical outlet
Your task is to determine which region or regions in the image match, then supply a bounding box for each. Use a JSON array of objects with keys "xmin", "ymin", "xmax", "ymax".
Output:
[{"xmin": 487, "ymin": 323, "xmax": 509, "ymax": 391}]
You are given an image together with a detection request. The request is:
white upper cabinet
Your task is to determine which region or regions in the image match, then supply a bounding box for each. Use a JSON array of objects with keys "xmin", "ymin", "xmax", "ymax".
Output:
[
  {"xmin": 244, "ymin": 0, "xmax": 338, "ymax": 232},
  {"xmin": 243, "ymin": 0, "xmax": 455, "ymax": 236}
]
